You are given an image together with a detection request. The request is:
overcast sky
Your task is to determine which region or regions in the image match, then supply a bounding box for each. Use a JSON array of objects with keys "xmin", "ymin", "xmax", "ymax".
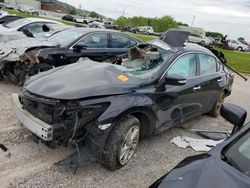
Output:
[{"xmin": 60, "ymin": 0, "xmax": 250, "ymax": 41}]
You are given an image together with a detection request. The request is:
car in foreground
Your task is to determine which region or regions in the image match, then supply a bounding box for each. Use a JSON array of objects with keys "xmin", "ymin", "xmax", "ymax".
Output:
[
  {"xmin": 12, "ymin": 30, "xmax": 234, "ymax": 170},
  {"xmin": 0, "ymin": 28, "xmax": 141, "ymax": 84},
  {"xmin": 150, "ymin": 103, "xmax": 250, "ymax": 188},
  {"xmin": 0, "ymin": 17, "xmax": 62, "ymax": 42},
  {"xmin": 188, "ymin": 33, "xmax": 212, "ymax": 46},
  {"xmin": 228, "ymin": 39, "xmax": 250, "ymax": 51}
]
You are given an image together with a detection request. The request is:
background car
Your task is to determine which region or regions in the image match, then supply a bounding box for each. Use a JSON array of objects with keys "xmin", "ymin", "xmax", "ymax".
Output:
[
  {"xmin": 62, "ymin": 14, "xmax": 74, "ymax": 22},
  {"xmin": 12, "ymin": 31, "xmax": 233, "ymax": 171},
  {"xmin": 150, "ymin": 103, "xmax": 250, "ymax": 188},
  {"xmin": 0, "ymin": 28, "xmax": 141, "ymax": 84},
  {"xmin": 228, "ymin": 39, "xmax": 250, "ymax": 51},
  {"xmin": 188, "ymin": 33, "xmax": 212, "ymax": 46}
]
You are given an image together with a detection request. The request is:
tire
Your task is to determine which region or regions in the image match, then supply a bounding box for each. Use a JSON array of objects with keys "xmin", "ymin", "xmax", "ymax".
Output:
[
  {"xmin": 200, "ymin": 41, "xmax": 205, "ymax": 46},
  {"xmin": 237, "ymin": 47, "xmax": 243, "ymax": 51},
  {"xmin": 209, "ymin": 91, "xmax": 225, "ymax": 117},
  {"xmin": 103, "ymin": 115, "xmax": 140, "ymax": 171}
]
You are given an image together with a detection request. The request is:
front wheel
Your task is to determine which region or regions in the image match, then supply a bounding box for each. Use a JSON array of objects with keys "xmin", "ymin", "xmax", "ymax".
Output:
[
  {"xmin": 209, "ymin": 91, "xmax": 225, "ymax": 117},
  {"xmin": 237, "ymin": 47, "xmax": 243, "ymax": 51},
  {"xmin": 103, "ymin": 115, "xmax": 140, "ymax": 171}
]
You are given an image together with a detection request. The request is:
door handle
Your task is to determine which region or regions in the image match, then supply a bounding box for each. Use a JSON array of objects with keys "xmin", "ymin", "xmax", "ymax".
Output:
[
  {"xmin": 193, "ymin": 85, "xmax": 201, "ymax": 91},
  {"xmin": 217, "ymin": 78, "xmax": 223, "ymax": 82}
]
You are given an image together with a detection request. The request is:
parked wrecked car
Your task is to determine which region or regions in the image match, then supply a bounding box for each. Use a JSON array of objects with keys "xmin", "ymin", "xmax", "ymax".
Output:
[
  {"xmin": 0, "ymin": 28, "xmax": 141, "ymax": 84},
  {"xmin": 0, "ymin": 17, "xmax": 62, "ymax": 42},
  {"xmin": 12, "ymin": 30, "xmax": 233, "ymax": 170},
  {"xmin": 150, "ymin": 103, "xmax": 250, "ymax": 188},
  {"xmin": 0, "ymin": 15, "xmax": 23, "ymax": 25}
]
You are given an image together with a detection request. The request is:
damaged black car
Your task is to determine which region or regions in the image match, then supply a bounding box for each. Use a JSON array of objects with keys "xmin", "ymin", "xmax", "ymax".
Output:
[
  {"xmin": 12, "ymin": 30, "xmax": 234, "ymax": 170},
  {"xmin": 0, "ymin": 28, "xmax": 141, "ymax": 84},
  {"xmin": 150, "ymin": 103, "xmax": 250, "ymax": 188}
]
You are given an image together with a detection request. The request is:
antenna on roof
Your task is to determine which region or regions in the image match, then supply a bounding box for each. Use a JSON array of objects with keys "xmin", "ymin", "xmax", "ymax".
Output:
[{"xmin": 160, "ymin": 29, "xmax": 190, "ymax": 47}]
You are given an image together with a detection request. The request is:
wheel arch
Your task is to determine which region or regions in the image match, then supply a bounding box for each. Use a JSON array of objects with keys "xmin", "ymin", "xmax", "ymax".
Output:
[{"xmin": 114, "ymin": 106, "xmax": 157, "ymax": 138}]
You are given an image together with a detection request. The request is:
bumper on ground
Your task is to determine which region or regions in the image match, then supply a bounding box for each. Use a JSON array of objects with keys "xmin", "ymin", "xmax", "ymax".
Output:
[{"xmin": 12, "ymin": 93, "xmax": 53, "ymax": 141}]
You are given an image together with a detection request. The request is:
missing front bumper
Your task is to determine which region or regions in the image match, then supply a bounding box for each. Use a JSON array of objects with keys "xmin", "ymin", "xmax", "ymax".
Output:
[{"xmin": 12, "ymin": 93, "xmax": 53, "ymax": 141}]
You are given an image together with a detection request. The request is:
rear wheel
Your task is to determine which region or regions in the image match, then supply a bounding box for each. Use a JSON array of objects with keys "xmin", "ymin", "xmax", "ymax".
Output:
[
  {"xmin": 209, "ymin": 91, "xmax": 225, "ymax": 117},
  {"xmin": 237, "ymin": 47, "xmax": 243, "ymax": 51},
  {"xmin": 200, "ymin": 40, "xmax": 205, "ymax": 46},
  {"xmin": 103, "ymin": 115, "xmax": 140, "ymax": 171}
]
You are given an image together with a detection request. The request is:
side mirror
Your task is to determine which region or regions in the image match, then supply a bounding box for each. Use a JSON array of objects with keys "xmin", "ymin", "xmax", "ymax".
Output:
[
  {"xmin": 73, "ymin": 43, "xmax": 87, "ymax": 52},
  {"xmin": 221, "ymin": 103, "xmax": 247, "ymax": 135},
  {"xmin": 164, "ymin": 74, "xmax": 187, "ymax": 86}
]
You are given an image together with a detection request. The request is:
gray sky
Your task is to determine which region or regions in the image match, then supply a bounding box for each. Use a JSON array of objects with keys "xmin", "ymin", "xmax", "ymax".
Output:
[{"xmin": 60, "ymin": 0, "xmax": 250, "ymax": 41}]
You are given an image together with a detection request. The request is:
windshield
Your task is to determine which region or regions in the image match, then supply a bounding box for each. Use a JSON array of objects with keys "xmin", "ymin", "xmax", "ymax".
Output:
[
  {"xmin": 223, "ymin": 129, "xmax": 250, "ymax": 177},
  {"xmin": 112, "ymin": 44, "xmax": 172, "ymax": 79},
  {"xmin": 48, "ymin": 29, "xmax": 83, "ymax": 47},
  {"xmin": 5, "ymin": 18, "xmax": 30, "ymax": 28}
]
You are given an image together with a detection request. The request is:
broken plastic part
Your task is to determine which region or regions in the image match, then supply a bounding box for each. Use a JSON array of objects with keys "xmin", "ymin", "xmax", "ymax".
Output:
[
  {"xmin": 55, "ymin": 146, "xmax": 95, "ymax": 168},
  {"xmin": 0, "ymin": 144, "xmax": 7, "ymax": 152}
]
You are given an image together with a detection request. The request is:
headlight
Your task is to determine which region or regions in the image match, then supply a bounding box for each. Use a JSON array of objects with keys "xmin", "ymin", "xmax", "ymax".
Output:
[{"xmin": 63, "ymin": 102, "xmax": 110, "ymax": 124}]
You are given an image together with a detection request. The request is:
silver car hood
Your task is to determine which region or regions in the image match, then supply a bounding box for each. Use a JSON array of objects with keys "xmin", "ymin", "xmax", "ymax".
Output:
[
  {"xmin": 0, "ymin": 38, "xmax": 58, "ymax": 62},
  {"xmin": 0, "ymin": 31, "xmax": 28, "ymax": 43}
]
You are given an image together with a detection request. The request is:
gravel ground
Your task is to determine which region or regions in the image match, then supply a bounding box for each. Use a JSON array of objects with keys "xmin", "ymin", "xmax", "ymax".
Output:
[{"xmin": 0, "ymin": 75, "xmax": 249, "ymax": 188}]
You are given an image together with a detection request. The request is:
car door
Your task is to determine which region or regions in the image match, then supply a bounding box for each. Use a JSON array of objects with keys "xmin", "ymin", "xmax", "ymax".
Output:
[
  {"xmin": 155, "ymin": 53, "xmax": 202, "ymax": 132},
  {"xmin": 64, "ymin": 32, "xmax": 109, "ymax": 63},
  {"xmin": 109, "ymin": 33, "xmax": 139, "ymax": 58},
  {"xmin": 196, "ymin": 53, "xmax": 224, "ymax": 113}
]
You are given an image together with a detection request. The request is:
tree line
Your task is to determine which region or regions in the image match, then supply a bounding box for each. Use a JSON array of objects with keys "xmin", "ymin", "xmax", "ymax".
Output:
[{"xmin": 115, "ymin": 16, "xmax": 188, "ymax": 33}]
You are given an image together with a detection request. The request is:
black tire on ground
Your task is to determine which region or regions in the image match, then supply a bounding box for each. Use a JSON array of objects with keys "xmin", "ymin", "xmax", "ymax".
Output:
[
  {"xmin": 200, "ymin": 40, "xmax": 205, "ymax": 46},
  {"xmin": 0, "ymin": 72, "xmax": 3, "ymax": 81},
  {"xmin": 237, "ymin": 47, "xmax": 243, "ymax": 51},
  {"xmin": 208, "ymin": 91, "xmax": 225, "ymax": 117},
  {"xmin": 103, "ymin": 115, "xmax": 140, "ymax": 171}
]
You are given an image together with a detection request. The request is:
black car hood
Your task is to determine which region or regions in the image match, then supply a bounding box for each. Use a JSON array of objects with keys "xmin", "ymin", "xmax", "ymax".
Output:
[
  {"xmin": 156, "ymin": 155, "xmax": 250, "ymax": 188},
  {"xmin": 25, "ymin": 60, "xmax": 142, "ymax": 100}
]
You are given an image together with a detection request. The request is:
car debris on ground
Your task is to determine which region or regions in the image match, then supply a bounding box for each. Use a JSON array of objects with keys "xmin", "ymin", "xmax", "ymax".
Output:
[{"xmin": 170, "ymin": 136, "xmax": 224, "ymax": 152}]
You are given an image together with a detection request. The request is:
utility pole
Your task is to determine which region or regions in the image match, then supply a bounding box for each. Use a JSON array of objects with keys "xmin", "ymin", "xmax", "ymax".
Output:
[
  {"xmin": 191, "ymin": 15, "xmax": 195, "ymax": 27},
  {"xmin": 122, "ymin": 9, "xmax": 125, "ymax": 17}
]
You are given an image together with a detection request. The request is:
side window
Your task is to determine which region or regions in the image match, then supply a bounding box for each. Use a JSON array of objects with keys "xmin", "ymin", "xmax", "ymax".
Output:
[
  {"xmin": 199, "ymin": 54, "xmax": 217, "ymax": 75},
  {"xmin": 111, "ymin": 33, "xmax": 136, "ymax": 48},
  {"xmin": 22, "ymin": 22, "xmax": 49, "ymax": 34},
  {"xmin": 168, "ymin": 54, "xmax": 197, "ymax": 78},
  {"xmin": 78, "ymin": 33, "xmax": 108, "ymax": 48}
]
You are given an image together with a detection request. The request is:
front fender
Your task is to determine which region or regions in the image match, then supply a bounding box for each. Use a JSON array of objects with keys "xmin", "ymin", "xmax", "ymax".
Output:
[{"xmin": 97, "ymin": 92, "xmax": 156, "ymax": 123}]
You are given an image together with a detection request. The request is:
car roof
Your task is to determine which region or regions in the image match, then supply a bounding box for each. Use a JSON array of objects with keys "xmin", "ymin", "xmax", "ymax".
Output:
[
  {"xmin": 46, "ymin": 23, "xmax": 72, "ymax": 31},
  {"xmin": 60, "ymin": 27, "xmax": 142, "ymax": 41},
  {"xmin": 24, "ymin": 17, "xmax": 62, "ymax": 24}
]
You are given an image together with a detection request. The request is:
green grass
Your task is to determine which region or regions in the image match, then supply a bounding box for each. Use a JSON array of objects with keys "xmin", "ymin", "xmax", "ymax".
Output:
[
  {"xmin": 218, "ymin": 49, "xmax": 250, "ymax": 74},
  {"xmin": 4, "ymin": 9, "xmax": 76, "ymax": 26},
  {"xmin": 129, "ymin": 33, "xmax": 157, "ymax": 42}
]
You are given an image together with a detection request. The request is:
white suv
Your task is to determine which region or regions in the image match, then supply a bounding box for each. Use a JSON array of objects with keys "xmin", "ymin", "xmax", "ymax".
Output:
[{"xmin": 188, "ymin": 33, "xmax": 212, "ymax": 46}]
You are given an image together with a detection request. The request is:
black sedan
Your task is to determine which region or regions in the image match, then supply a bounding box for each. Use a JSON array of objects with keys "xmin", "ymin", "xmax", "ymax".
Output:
[
  {"xmin": 0, "ymin": 28, "xmax": 141, "ymax": 84},
  {"xmin": 150, "ymin": 103, "xmax": 250, "ymax": 188},
  {"xmin": 12, "ymin": 30, "xmax": 234, "ymax": 171}
]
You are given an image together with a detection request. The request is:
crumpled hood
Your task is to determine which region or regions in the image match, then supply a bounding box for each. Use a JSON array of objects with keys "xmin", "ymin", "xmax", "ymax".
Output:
[
  {"xmin": 25, "ymin": 60, "xmax": 142, "ymax": 100},
  {"xmin": 157, "ymin": 156, "xmax": 250, "ymax": 188},
  {"xmin": 0, "ymin": 31, "xmax": 27, "ymax": 43},
  {"xmin": 0, "ymin": 38, "xmax": 57, "ymax": 62}
]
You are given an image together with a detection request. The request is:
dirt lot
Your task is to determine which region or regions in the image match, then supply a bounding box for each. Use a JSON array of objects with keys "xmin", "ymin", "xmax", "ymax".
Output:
[{"xmin": 0, "ymin": 76, "xmax": 249, "ymax": 188}]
